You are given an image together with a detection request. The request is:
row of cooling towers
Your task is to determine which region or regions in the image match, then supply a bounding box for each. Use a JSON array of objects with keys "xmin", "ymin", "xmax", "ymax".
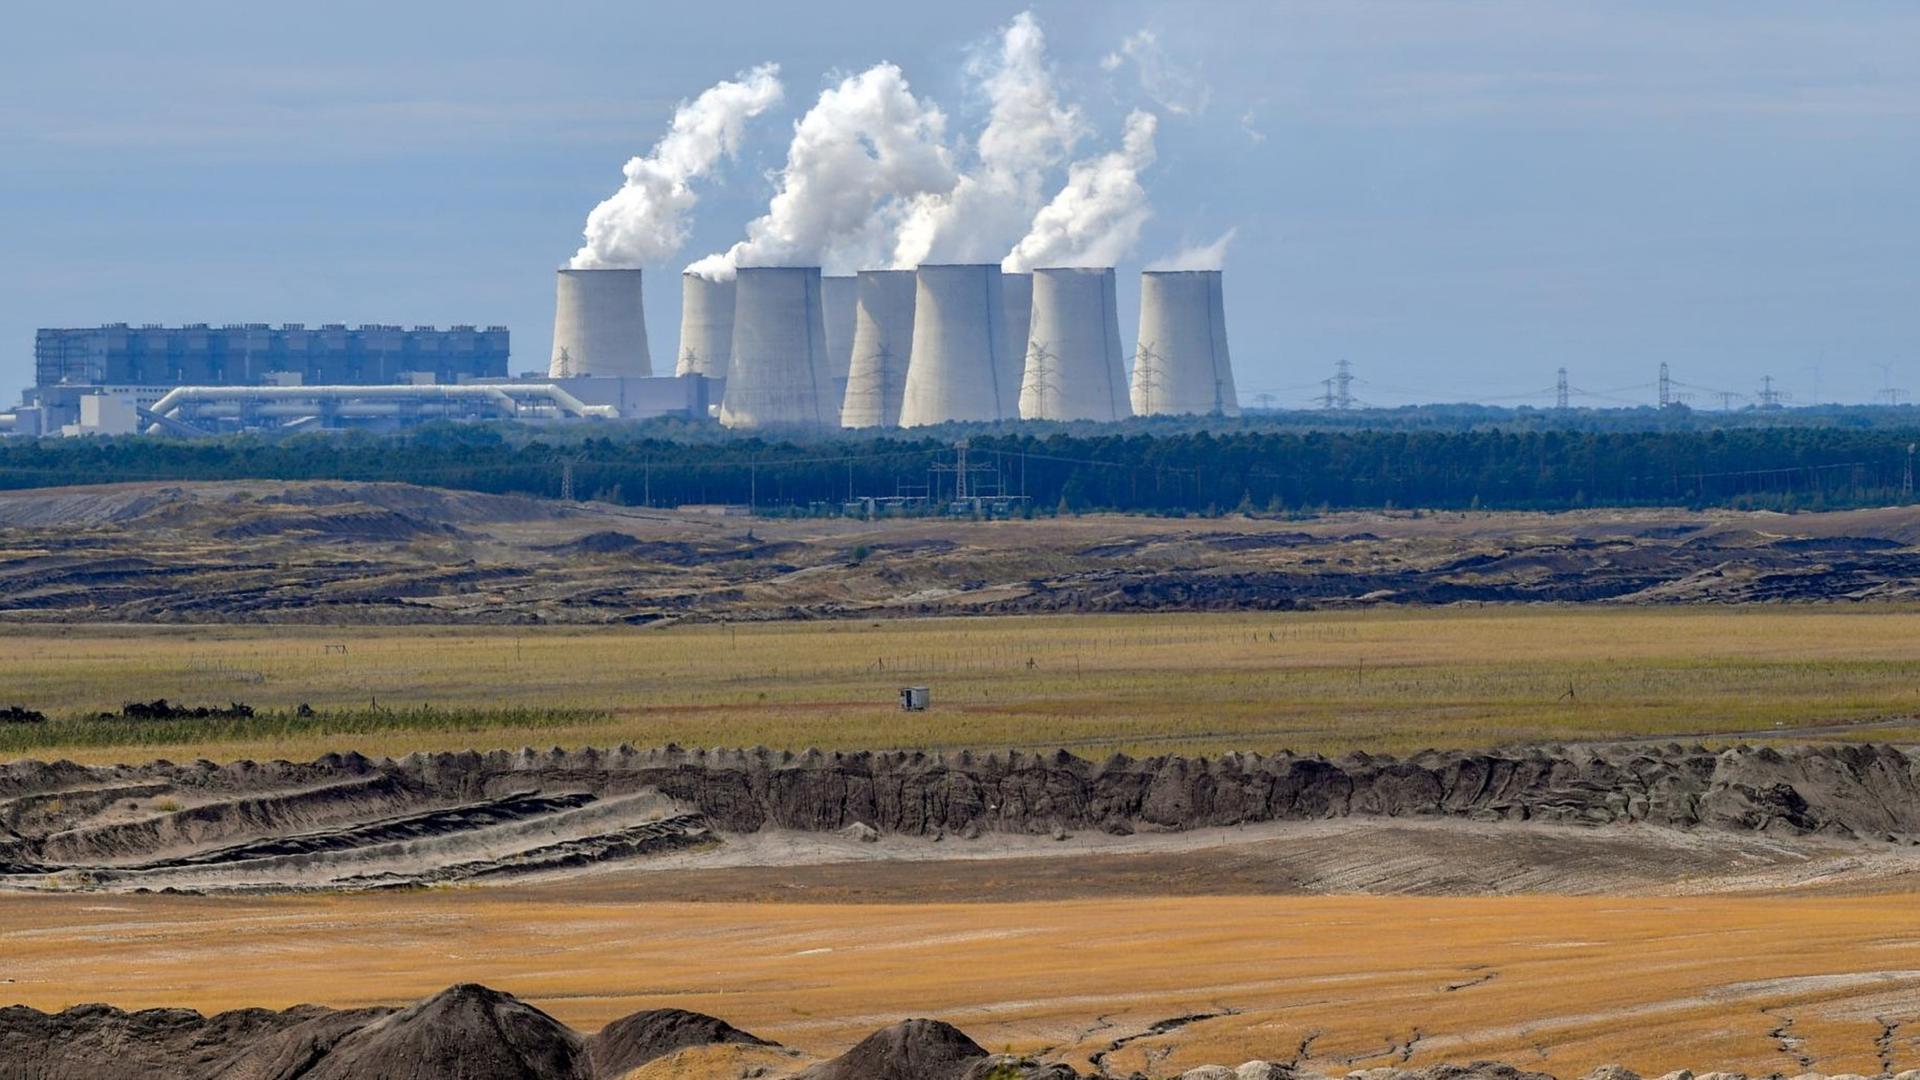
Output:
[{"xmin": 549, "ymin": 264, "xmax": 1237, "ymax": 429}]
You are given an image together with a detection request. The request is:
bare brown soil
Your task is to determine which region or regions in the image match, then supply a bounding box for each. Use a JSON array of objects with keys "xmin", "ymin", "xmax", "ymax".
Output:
[{"xmin": 8, "ymin": 480, "xmax": 1920, "ymax": 623}]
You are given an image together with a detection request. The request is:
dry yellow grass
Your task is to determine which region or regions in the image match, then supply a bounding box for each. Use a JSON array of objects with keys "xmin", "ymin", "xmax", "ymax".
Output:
[
  {"xmin": 4, "ymin": 608, "xmax": 1920, "ymax": 763},
  {"xmin": 3, "ymin": 887, "xmax": 1919, "ymax": 1077}
]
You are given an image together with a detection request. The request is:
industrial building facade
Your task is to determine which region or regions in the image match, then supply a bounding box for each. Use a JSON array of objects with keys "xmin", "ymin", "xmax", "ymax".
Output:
[{"xmin": 33, "ymin": 324, "xmax": 510, "ymax": 389}]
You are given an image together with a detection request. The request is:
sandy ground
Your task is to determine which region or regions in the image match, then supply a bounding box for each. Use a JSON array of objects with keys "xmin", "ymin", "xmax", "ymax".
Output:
[
  {"xmin": 6, "ymin": 823, "xmax": 1920, "ymax": 1077},
  {"xmin": 5, "ymin": 885, "xmax": 1920, "ymax": 1077}
]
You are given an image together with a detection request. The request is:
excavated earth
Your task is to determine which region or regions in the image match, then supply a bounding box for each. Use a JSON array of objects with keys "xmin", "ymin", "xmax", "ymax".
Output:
[
  {"xmin": 8, "ymin": 981, "xmax": 1920, "ymax": 1080},
  {"xmin": 9, "ymin": 481, "xmax": 1920, "ymax": 622},
  {"xmin": 3, "ymin": 742, "xmax": 1919, "ymax": 892}
]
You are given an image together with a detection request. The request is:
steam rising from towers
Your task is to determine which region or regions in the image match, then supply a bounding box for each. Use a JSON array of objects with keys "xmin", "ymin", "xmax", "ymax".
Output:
[
  {"xmin": 892, "ymin": 13, "xmax": 1084, "ymax": 268},
  {"xmin": 552, "ymin": 10, "xmax": 1242, "ymax": 430},
  {"xmin": 571, "ymin": 66, "xmax": 784, "ymax": 270},
  {"xmin": 685, "ymin": 64, "xmax": 954, "ymax": 280},
  {"xmin": 1004, "ymin": 111, "xmax": 1159, "ymax": 273}
]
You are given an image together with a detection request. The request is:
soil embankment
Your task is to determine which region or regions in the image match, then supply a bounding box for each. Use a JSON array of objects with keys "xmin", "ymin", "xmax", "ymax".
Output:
[{"xmin": 3, "ymin": 742, "xmax": 1917, "ymax": 892}]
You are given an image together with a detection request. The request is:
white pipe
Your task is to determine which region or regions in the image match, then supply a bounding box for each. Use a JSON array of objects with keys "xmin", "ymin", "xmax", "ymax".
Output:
[
  {"xmin": 146, "ymin": 384, "xmax": 617, "ymax": 433},
  {"xmin": 149, "ymin": 378, "xmax": 614, "ymax": 428}
]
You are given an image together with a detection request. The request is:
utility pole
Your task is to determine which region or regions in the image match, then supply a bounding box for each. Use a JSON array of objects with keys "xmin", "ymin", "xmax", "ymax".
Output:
[
  {"xmin": 1717, "ymin": 391, "xmax": 1740, "ymax": 411},
  {"xmin": 1556, "ymin": 367, "xmax": 1570, "ymax": 410},
  {"xmin": 1025, "ymin": 345, "xmax": 1059, "ymax": 418},
  {"xmin": 1334, "ymin": 359, "xmax": 1354, "ymax": 410},
  {"xmin": 1254, "ymin": 392, "xmax": 1276, "ymax": 411},
  {"xmin": 1876, "ymin": 363, "xmax": 1906, "ymax": 406},
  {"xmin": 1758, "ymin": 375, "xmax": 1782, "ymax": 408},
  {"xmin": 1658, "ymin": 362, "xmax": 1671, "ymax": 409},
  {"xmin": 1906, "ymin": 443, "xmax": 1916, "ymax": 500},
  {"xmin": 559, "ymin": 458, "xmax": 575, "ymax": 502},
  {"xmin": 930, "ymin": 440, "xmax": 996, "ymax": 509},
  {"xmin": 1320, "ymin": 378, "xmax": 1336, "ymax": 411},
  {"xmin": 1134, "ymin": 344, "xmax": 1163, "ymax": 414}
]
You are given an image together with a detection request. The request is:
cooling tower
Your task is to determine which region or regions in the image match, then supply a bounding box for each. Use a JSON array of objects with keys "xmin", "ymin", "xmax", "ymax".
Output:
[
  {"xmin": 549, "ymin": 268, "xmax": 650, "ymax": 378},
  {"xmin": 839, "ymin": 270, "xmax": 917, "ymax": 428},
  {"xmin": 821, "ymin": 275, "xmax": 858, "ymax": 422},
  {"xmin": 1131, "ymin": 270, "xmax": 1240, "ymax": 417},
  {"xmin": 1002, "ymin": 271, "xmax": 1033, "ymax": 376},
  {"xmin": 675, "ymin": 273, "xmax": 734, "ymax": 378},
  {"xmin": 898, "ymin": 264, "xmax": 1019, "ymax": 427},
  {"xmin": 718, "ymin": 266, "xmax": 832, "ymax": 430},
  {"xmin": 1019, "ymin": 267, "xmax": 1130, "ymax": 422}
]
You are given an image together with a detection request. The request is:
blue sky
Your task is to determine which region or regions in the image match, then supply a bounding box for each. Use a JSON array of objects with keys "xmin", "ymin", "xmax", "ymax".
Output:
[{"xmin": 1, "ymin": 1, "xmax": 1915, "ymax": 408}]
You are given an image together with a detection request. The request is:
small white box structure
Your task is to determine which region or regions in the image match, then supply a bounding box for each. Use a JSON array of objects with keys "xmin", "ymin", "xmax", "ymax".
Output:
[
  {"xmin": 899, "ymin": 686, "xmax": 930, "ymax": 712},
  {"xmin": 70, "ymin": 393, "xmax": 140, "ymax": 436}
]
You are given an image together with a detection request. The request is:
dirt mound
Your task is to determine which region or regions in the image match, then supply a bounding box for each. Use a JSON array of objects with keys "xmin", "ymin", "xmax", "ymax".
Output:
[
  {"xmin": 545, "ymin": 530, "xmax": 648, "ymax": 555},
  {"xmin": 795, "ymin": 1017, "xmax": 988, "ymax": 1080},
  {"xmin": 290, "ymin": 983, "xmax": 591, "ymax": 1080},
  {"xmin": 99, "ymin": 698, "xmax": 254, "ymax": 721},
  {"xmin": 204, "ymin": 1006, "xmax": 397, "ymax": 1079},
  {"xmin": 0, "ymin": 1000, "xmax": 346, "ymax": 1079},
  {"xmin": 212, "ymin": 506, "xmax": 457, "ymax": 543},
  {"xmin": 15, "ymin": 991, "xmax": 1875, "ymax": 1080},
  {"xmin": 585, "ymin": 1008, "xmax": 772, "ymax": 1077},
  {"xmin": 0, "ymin": 988, "xmax": 792, "ymax": 1080},
  {"xmin": 619, "ymin": 1043, "xmax": 803, "ymax": 1078}
]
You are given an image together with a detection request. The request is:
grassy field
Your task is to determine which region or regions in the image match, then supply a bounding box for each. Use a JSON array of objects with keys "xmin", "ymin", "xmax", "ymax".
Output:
[
  {"xmin": 4, "ymin": 608, "xmax": 1920, "ymax": 763},
  {"xmin": 4, "ymin": 887, "xmax": 1918, "ymax": 1077}
]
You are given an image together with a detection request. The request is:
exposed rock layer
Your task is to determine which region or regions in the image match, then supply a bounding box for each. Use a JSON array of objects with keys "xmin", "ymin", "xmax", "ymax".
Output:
[{"xmin": 3, "ymin": 743, "xmax": 1918, "ymax": 891}]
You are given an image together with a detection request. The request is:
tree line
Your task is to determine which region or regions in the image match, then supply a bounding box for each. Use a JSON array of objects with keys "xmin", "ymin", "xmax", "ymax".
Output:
[{"xmin": 4, "ymin": 421, "xmax": 1918, "ymax": 514}]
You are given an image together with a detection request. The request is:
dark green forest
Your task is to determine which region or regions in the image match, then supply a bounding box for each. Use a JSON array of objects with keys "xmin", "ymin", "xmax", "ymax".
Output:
[{"xmin": 5, "ymin": 407, "xmax": 1920, "ymax": 514}]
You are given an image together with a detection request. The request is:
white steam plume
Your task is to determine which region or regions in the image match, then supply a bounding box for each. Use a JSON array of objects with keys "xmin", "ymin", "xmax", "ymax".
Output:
[
  {"xmin": 1003, "ymin": 109, "xmax": 1159, "ymax": 272},
  {"xmin": 1146, "ymin": 227, "xmax": 1237, "ymax": 271},
  {"xmin": 570, "ymin": 65, "xmax": 784, "ymax": 270},
  {"xmin": 891, "ymin": 12, "xmax": 1084, "ymax": 267},
  {"xmin": 1102, "ymin": 30, "xmax": 1211, "ymax": 116},
  {"xmin": 687, "ymin": 63, "xmax": 954, "ymax": 279}
]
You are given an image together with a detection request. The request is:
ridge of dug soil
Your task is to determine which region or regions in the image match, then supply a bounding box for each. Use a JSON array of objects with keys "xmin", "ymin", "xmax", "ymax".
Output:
[
  {"xmin": 10, "ymin": 983, "xmax": 1920, "ymax": 1080},
  {"xmin": 2, "ymin": 742, "xmax": 1917, "ymax": 891}
]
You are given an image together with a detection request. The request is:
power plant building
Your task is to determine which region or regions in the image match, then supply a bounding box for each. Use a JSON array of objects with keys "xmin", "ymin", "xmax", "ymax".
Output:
[
  {"xmin": 719, "ymin": 266, "xmax": 834, "ymax": 430},
  {"xmin": 675, "ymin": 273, "xmax": 735, "ymax": 378},
  {"xmin": 1019, "ymin": 267, "xmax": 1129, "ymax": 422},
  {"xmin": 838, "ymin": 269, "xmax": 917, "ymax": 428},
  {"xmin": 1132, "ymin": 270, "xmax": 1239, "ymax": 417},
  {"xmin": 33, "ymin": 323, "xmax": 508, "ymax": 389},
  {"xmin": 549, "ymin": 267, "xmax": 650, "ymax": 378},
  {"xmin": 898, "ymin": 264, "xmax": 1020, "ymax": 427}
]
